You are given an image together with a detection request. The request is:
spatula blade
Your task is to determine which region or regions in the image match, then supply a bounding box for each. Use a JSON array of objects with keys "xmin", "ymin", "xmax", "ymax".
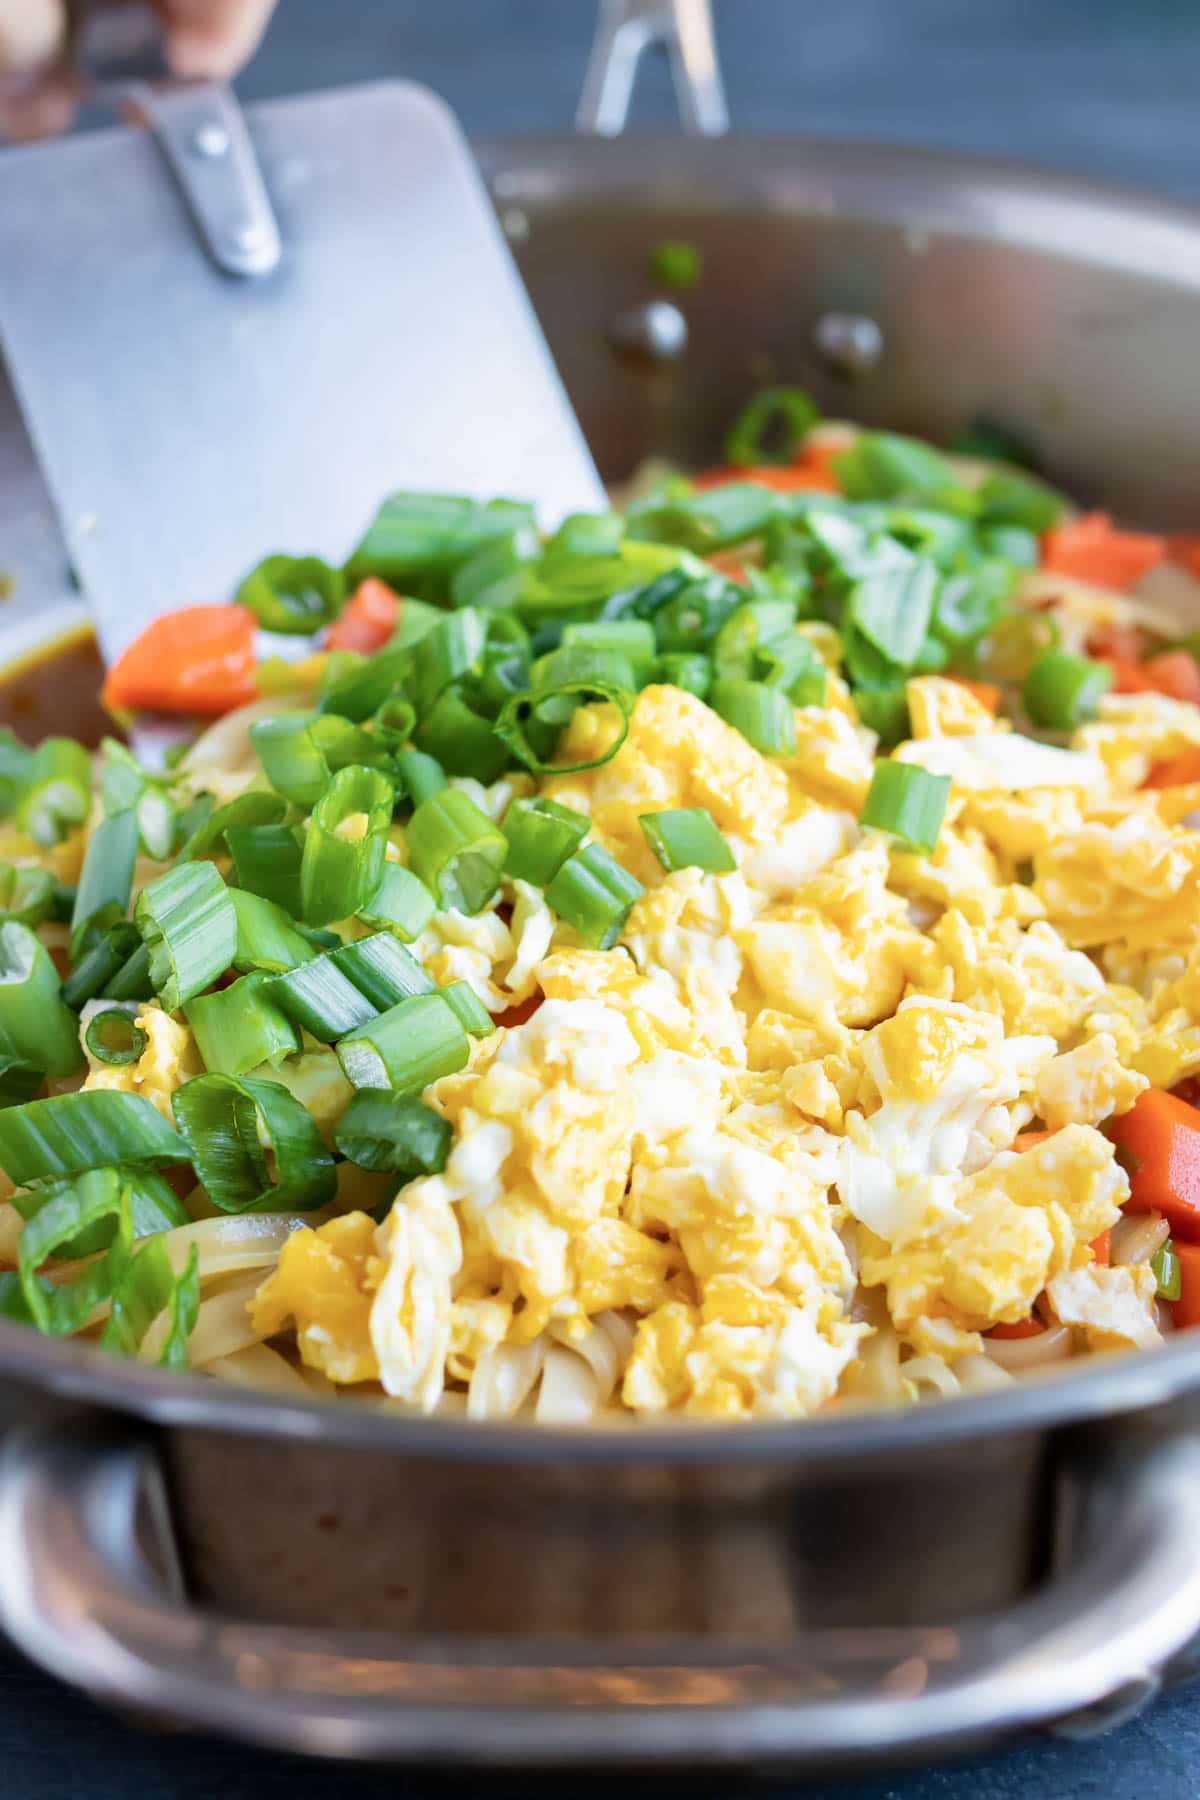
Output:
[{"xmin": 0, "ymin": 81, "xmax": 606, "ymax": 661}]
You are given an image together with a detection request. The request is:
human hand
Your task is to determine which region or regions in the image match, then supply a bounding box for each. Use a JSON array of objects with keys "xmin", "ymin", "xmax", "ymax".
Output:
[{"xmin": 0, "ymin": 0, "xmax": 278, "ymax": 137}]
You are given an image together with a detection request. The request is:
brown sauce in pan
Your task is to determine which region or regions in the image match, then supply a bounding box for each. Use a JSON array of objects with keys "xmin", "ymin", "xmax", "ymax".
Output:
[{"xmin": 0, "ymin": 626, "xmax": 111, "ymax": 747}]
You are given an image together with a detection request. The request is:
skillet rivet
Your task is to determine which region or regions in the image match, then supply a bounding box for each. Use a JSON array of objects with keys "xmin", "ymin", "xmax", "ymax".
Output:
[
  {"xmin": 191, "ymin": 123, "xmax": 231, "ymax": 160},
  {"xmin": 813, "ymin": 312, "xmax": 884, "ymax": 377},
  {"xmin": 609, "ymin": 300, "xmax": 688, "ymax": 362}
]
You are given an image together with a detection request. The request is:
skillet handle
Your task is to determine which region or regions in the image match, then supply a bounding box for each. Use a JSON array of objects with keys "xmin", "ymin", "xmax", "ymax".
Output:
[
  {"xmin": 1, "ymin": 1421, "xmax": 1200, "ymax": 1768},
  {"xmin": 577, "ymin": 0, "xmax": 730, "ymax": 136}
]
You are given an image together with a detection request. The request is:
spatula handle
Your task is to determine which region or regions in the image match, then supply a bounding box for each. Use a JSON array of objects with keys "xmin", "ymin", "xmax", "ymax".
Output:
[
  {"xmin": 577, "ymin": 0, "xmax": 730, "ymax": 136},
  {"xmin": 68, "ymin": 0, "xmax": 281, "ymax": 278}
]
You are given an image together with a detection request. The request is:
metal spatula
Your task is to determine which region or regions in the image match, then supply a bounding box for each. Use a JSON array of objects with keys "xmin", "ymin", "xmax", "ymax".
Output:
[{"xmin": 0, "ymin": 24, "xmax": 605, "ymax": 664}]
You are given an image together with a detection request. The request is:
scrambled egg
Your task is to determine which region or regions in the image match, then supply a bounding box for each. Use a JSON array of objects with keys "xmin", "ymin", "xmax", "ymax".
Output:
[
  {"xmin": 81, "ymin": 1001, "xmax": 201, "ymax": 1120},
  {"xmin": 238, "ymin": 676, "xmax": 1185, "ymax": 1417}
]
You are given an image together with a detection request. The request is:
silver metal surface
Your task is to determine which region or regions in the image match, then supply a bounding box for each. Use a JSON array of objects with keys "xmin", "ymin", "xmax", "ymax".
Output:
[
  {"xmin": 0, "ymin": 83, "xmax": 605, "ymax": 662},
  {"xmin": 74, "ymin": 0, "xmax": 281, "ymax": 278},
  {"xmin": 813, "ymin": 310, "xmax": 886, "ymax": 378},
  {"xmin": 608, "ymin": 297, "xmax": 690, "ymax": 359},
  {"xmin": 578, "ymin": 0, "xmax": 729, "ymax": 136},
  {"xmin": 0, "ymin": 1422, "xmax": 1196, "ymax": 1768}
]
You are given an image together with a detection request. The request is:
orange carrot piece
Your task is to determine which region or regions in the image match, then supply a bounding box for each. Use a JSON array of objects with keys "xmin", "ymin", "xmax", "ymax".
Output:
[
  {"xmin": 949, "ymin": 677, "xmax": 1002, "ymax": 714},
  {"xmin": 1144, "ymin": 748, "xmax": 1200, "ymax": 790},
  {"xmin": 1106, "ymin": 1088, "xmax": 1200, "ymax": 1243},
  {"xmin": 102, "ymin": 604, "xmax": 258, "ymax": 717},
  {"xmin": 988, "ymin": 1316, "xmax": 1045, "ymax": 1340},
  {"xmin": 1141, "ymin": 649, "xmax": 1200, "ymax": 704},
  {"xmin": 1087, "ymin": 625, "xmax": 1150, "ymax": 662},
  {"xmin": 325, "ymin": 579, "xmax": 400, "ymax": 654},
  {"xmin": 1013, "ymin": 1129, "xmax": 1061, "ymax": 1151},
  {"xmin": 1101, "ymin": 656, "xmax": 1158, "ymax": 694},
  {"xmin": 1041, "ymin": 512, "xmax": 1166, "ymax": 590},
  {"xmin": 1168, "ymin": 534, "xmax": 1200, "ymax": 580},
  {"xmin": 1173, "ymin": 1242, "xmax": 1200, "ymax": 1328},
  {"xmin": 1089, "ymin": 1229, "xmax": 1111, "ymax": 1266},
  {"xmin": 691, "ymin": 464, "xmax": 841, "ymax": 493}
]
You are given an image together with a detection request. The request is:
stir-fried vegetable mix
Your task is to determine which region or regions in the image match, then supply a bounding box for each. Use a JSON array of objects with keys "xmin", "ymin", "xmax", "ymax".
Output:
[{"xmin": 2, "ymin": 391, "xmax": 1200, "ymax": 1419}]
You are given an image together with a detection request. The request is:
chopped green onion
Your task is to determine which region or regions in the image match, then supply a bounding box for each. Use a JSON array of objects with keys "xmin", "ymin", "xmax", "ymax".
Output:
[
  {"xmin": 0, "ymin": 862, "xmax": 56, "ymax": 928},
  {"xmin": 639, "ymin": 807, "xmax": 736, "ymax": 874},
  {"xmin": 84, "ymin": 1008, "xmax": 147, "ymax": 1067},
  {"xmin": 495, "ymin": 679, "xmax": 634, "ymax": 776},
  {"xmin": 440, "ymin": 979, "xmax": 493, "ymax": 1037},
  {"xmin": 345, "ymin": 493, "xmax": 535, "ymax": 596},
  {"xmin": 713, "ymin": 599, "xmax": 798, "ymax": 681},
  {"xmin": 250, "ymin": 713, "xmax": 381, "ymax": 809},
  {"xmin": 185, "ymin": 971, "xmax": 300, "ymax": 1076},
  {"xmin": 106, "ymin": 941, "xmax": 154, "ymax": 1004},
  {"xmin": 913, "ymin": 635, "xmax": 949, "ymax": 674},
  {"xmin": 175, "ymin": 789, "xmax": 287, "ymax": 864},
  {"xmin": 236, "ymin": 553, "xmax": 346, "ymax": 633},
  {"xmin": 843, "ymin": 557, "xmax": 940, "ymax": 675},
  {"xmin": 0, "ymin": 1088, "xmax": 188, "ymax": 1187},
  {"xmin": 449, "ymin": 525, "xmax": 542, "ymax": 612},
  {"xmin": 370, "ymin": 694, "xmax": 417, "ymax": 746},
  {"xmin": 854, "ymin": 684, "xmax": 912, "ymax": 749},
  {"xmin": 0, "ymin": 729, "xmax": 33, "ymax": 818},
  {"xmin": 265, "ymin": 955, "xmax": 376, "ymax": 1042},
  {"xmin": 300, "ymin": 764, "xmax": 394, "ymax": 927},
  {"xmin": 833, "ymin": 432, "xmax": 967, "ymax": 506},
  {"xmin": 503, "ymin": 796, "xmax": 590, "ymax": 886},
  {"xmin": 395, "ymin": 748, "xmax": 448, "ymax": 807},
  {"xmin": 18, "ymin": 1167, "xmax": 131, "ymax": 1333},
  {"xmin": 329, "ymin": 933, "xmax": 433, "ymax": 1009},
  {"xmin": 229, "ymin": 888, "xmax": 316, "ymax": 975},
  {"xmin": 752, "ymin": 631, "xmax": 827, "ymax": 706},
  {"xmin": 648, "ymin": 239, "xmax": 702, "ymax": 289},
  {"xmin": 724, "ymin": 387, "xmax": 818, "ymax": 467},
  {"xmin": 978, "ymin": 524, "xmax": 1039, "ymax": 568},
  {"xmin": 409, "ymin": 608, "xmax": 487, "ymax": 716},
  {"xmin": 336, "ymin": 991, "xmax": 470, "ymax": 1093},
  {"xmin": 137, "ymin": 787, "xmax": 178, "ymax": 861},
  {"xmin": 976, "ymin": 470, "xmax": 1065, "ymax": 532},
  {"xmin": 561, "ymin": 619, "xmax": 656, "ymax": 682},
  {"xmin": 860, "ymin": 760, "xmax": 951, "ymax": 854},
  {"xmin": 16, "ymin": 738, "xmax": 91, "ymax": 847},
  {"xmin": 546, "ymin": 843, "xmax": 643, "ymax": 950},
  {"xmin": 1023, "ymin": 651, "xmax": 1113, "ymax": 730},
  {"xmin": 318, "ymin": 645, "xmax": 414, "ymax": 723},
  {"xmin": 652, "ymin": 652, "xmax": 713, "ymax": 699},
  {"xmin": 932, "ymin": 561, "xmax": 1013, "ymax": 649},
  {"xmin": 172, "ymin": 1074, "xmax": 335, "ymax": 1214},
  {"xmin": 975, "ymin": 611, "xmax": 1060, "ymax": 684},
  {"xmin": 406, "ymin": 788, "xmax": 507, "ymax": 915},
  {"xmin": 70, "ymin": 807, "xmax": 138, "ymax": 958},
  {"xmin": 651, "ymin": 575, "xmax": 742, "ymax": 653},
  {"xmin": 102, "ymin": 1235, "xmax": 199, "ymax": 1366},
  {"xmin": 62, "ymin": 920, "xmax": 143, "ymax": 1009},
  {"xmin": 710, "ymin": 679, "xmax": 796, "ymax": 755},
  {"xmin": 135, "ymin": 860, "xmax": 237, "ymax": 1011},
  {"xmin": 0, "ymin": 923, "xmax": 82, "ymax": 1078},
  {"xmin": 227, "ymin": 822, "xmax": 306, "ymax": 917},
  {"xmin": 548, "ymin": 513, "xmax": 626, "ymax": 559},
  {"xmin": 412, "ymin": 687, "xmax": 509, "ymax": 783},
  {"xmin": 333, "ymin": 1090, "xmax": 452, "ymax": 1176},
  {"xmin": 48, "ymin": 880, "xmax": 77, "ymax": 923},
  {"xmin": 628, "ymin": 483, "xmax": 777, "ymax": 552},
  {"xmin": 0, "ymin": 1059, "xmax": 43, "ymax": 1108},
  {"xmin": 1152, "ymin": 1242, "xmax": 1182, "ymax": 1302},
  {"xmin": 358, "ymin": 864, "xmax": 436, "ymax": 942},
  {"xmin": 9, "ymin": 1166, "xmax": 185, "ymax": 1255},
  {"xmin": 948, "ymin": 419, "xmax": 1036, "ymax": 466}
]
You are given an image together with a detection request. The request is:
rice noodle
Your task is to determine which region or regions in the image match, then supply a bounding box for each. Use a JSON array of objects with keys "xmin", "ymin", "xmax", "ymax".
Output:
[
  {"xmin": 181, "ymin": 694, "xmax": 308, "ymax": 776},
  {"xmin": 1111, "ymin": 1212, "xmax": 1170, "ymax": 1267},
  {"xmin": 983, "ymin": 1323, "xmax": 1072, "ymax": 1371},
  {"xmin": 140, "ymin": 1273, "xmax": 262, "ymax": 1366},
  {"xmin": 206, "ymin": 1343, "xmax": 312, "ymax": 1393}
]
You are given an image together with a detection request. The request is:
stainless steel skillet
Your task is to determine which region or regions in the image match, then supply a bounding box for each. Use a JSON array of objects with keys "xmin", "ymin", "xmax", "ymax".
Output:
[{"xmin": 3, "ymin": 0, "xmax": 1200, "ymax": 1771}]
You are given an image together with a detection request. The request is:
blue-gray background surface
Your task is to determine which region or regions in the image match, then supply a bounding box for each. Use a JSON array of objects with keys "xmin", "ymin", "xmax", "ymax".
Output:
[{"xmin": 9, "ymin": 1, "xmax": 1200, "ymax": 1794}]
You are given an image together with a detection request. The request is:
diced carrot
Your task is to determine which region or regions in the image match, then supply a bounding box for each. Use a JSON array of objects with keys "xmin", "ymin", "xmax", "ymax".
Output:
[
  {"xmin": 988, "ymin": 1316, "xmax": 1045, "ymax": 1340},
  {"xmin": 1087, "ymin": 625, "xmax": 1150, "ymax": 662},
  {"xmin": 1013, "ymin": 1129, "xmax": 1061, "ymax": 1151},
  {"xmin": 1144, "ymin": 748, "xmax": 1200, "ymax": 789},
  {"xmin": 324, "ymin": 579, "xmax": 400, "ymax": 655},
  {"xmin": 799, "ymin": 441, "xmax": 845, "ymax": 479},
  {"xmin": 949, "ymin": 677, "xmax": 1002, "ymax": 714},
  {"xmin": 1168, "ymin": 534, "xmax": 1200, "ymax": 581},
  {"xmin": 707, "ymin": 550, "xmax": 750, "ymax": 584},
  {"xmin": 1089, "ymin": 1229, "xmax": 1111, "ymax": 1266},
  {"xmin": 691, "ymin": 464, "xmax": 840, "ymax": 493},
  {"xmin": 1106, "ymin": 1088, "xmax": 1200, "ymax": 1243},
  {"xmin": 101, "ymin": 604, "xmax": 258, "ymax": 717},
  {"xmin": 1173, "ymin": 1241, "xmax": 1200, "ymax": 1329},
  {"xmin": 494, "ymin": 994, "xmax": 542, "ymax": 1030},
  {"xmin": 1141, "ymin": 649, "xmax": 1200, "ymax": 704},
  {"xmin": 1101, "ymin": 656, "xmax": 1158, "ymax": 694},
  {"xmin": 1041, "ymin": 512, "xmax": 1166, "ymax": 590}
]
